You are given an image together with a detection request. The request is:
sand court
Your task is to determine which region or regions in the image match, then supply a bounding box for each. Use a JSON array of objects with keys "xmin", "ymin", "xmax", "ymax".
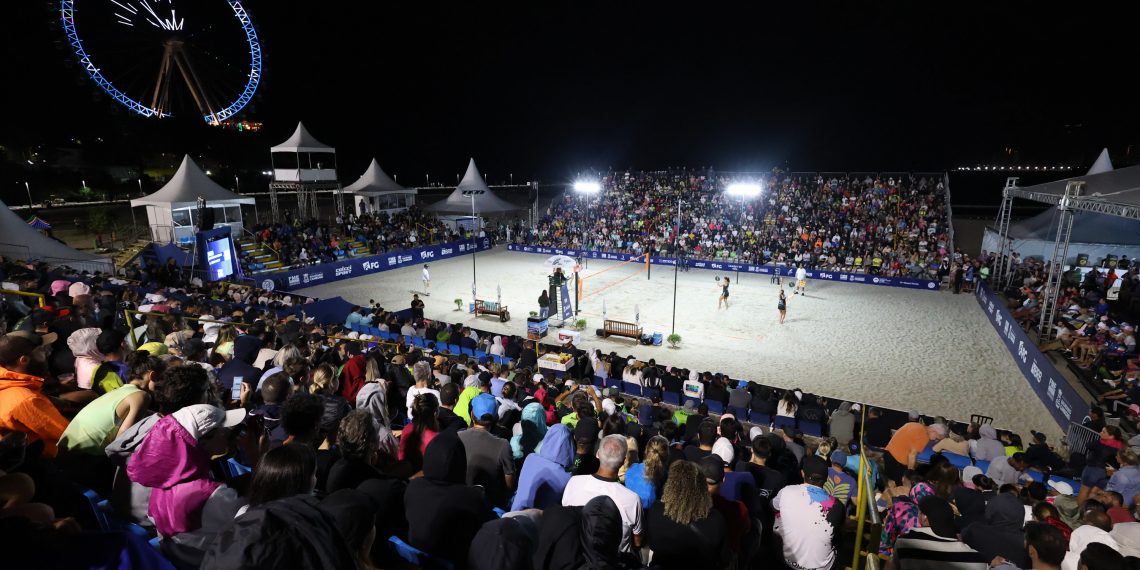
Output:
[{"xmin": 298, "ymin": 247, "xmax": 1063, "ymax": 440}]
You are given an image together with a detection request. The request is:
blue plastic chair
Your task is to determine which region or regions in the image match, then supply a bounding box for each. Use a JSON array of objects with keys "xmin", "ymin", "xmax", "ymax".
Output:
[
  {"xmin": 773, "ymin": 416, "xmax": 797, "ymax": 431},
  {"xmin": 605, "ymin": 377, "xmax": 621, "ymax": 391},
  {"xmin": 1025, "ymin": 468, "xmax": 1046, "ymax": 483},
  {"xmin": 474, "ymin": 350, "xmax": 488, "ymax": 359},
  {"xmin": 942, "ymin": 452, "xmax": 972, "ymax": 470},
  {"xmin": 799, "ymin": 419, "xmax": 823, "ymax": 437},
  {"xmin": 369, "ymin": 327, "xmax": 382, "ymax": 337},
  {"xmin": 749, "ymin": 411, "xmax": 772, "ymax": 425},
  {"xmin": 663, "ymin": 391, "xmax": 681, "ymax": 405},
  {"xmin": 411, "ymin": 337, "xmax": 425, "ymax": 348},
  {"xmin": 915, "ymin": 442, "xmax": 937, "ymax": 464},
  {"xmin": 388, "ymin": 536, "xmax": 455, "ymax": 570},
  {"xmin": 622, "ymin": 381, "xmax": 642, "ymax": 397},
  {"xmin": 974, "ymin": 459, "xmax": 991, "ymax": 474},
  {"xmin": 706, "ymin": 400, "xmax": 725, "ymax": 415},
  {"xmin": 436, "ymin": 341, "xmax": 450, "ymax": 352},
  {"xmin": 461, "ymin": 347, "xmax": 475, "ymax": 357},
  {"xmin": 449, "ymin": 343, "xmax": 463, "ymax": 355},
  {"xmin": 592, "ymin": 375, "xmax": 605, "ymax": 388},
  {"xmin": 226, "ymin": 458, "xmax": 253, "ymax": 478},
  {"xmin": 82, "ymin": 489, "xmax": 112, "ymax": 532},
  {"xmin": 727, "ymin": 405, "xmax": 748, "ymax": 419},
  {"xmin": 492, "ymin": 507, "xmax": 506, "ymax": 518}
]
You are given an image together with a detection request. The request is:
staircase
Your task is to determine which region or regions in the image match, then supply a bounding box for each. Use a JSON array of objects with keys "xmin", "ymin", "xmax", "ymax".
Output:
[
  {"xmin": 235, "ymin": 237, "xmax": 284, "ymax": 275},
  {"xmin": 346, "ymin": 239, "xmax": 372, "ymax": 257},
  {"xmin": 113, "ymin": 239, "xmax": 151, "ymax": 268}
]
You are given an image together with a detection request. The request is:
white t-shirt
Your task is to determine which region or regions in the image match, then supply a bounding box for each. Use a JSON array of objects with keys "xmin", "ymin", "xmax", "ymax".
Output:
[
  {"xmin": 422, "ymin": 268, "xmax": 430, "ymax": 281},
  {"xmin": 406, "ymin": 386, "xmax": 440, "ymax": 420},
  {"xmin": 561, "ymin": 474, "xmax": 643, "ymax": 552},
  {"xmin": 795, "ymin": 267, "xmax": 808, "ymax": 281},
  {"xmin": 772, "ymin": 484, "xmax": 839, "ymax": 570}
]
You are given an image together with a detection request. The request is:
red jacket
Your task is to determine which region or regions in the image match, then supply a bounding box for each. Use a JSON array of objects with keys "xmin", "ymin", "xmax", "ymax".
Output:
[
  {"xmin": 339, "ymin": 355, "xmax": 367, "ymax": 402},
  {"xmin": 0, "ymin": 366, "xmax": 70, "ymax": 457}
]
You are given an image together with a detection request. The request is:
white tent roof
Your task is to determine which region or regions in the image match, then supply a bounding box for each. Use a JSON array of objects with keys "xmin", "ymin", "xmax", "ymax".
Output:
[
  {"xmin": 343, "ymin": 159, "xmax": 414, "ymax": 196},
  {"xmin": 0, "ymin": 198, "xmax": 113, "ymax": 272},
  {"xmin": 271, "ymin": 122, "xmax": 334, "ymax": 153},
  {"xmin": 130, "ymin": 155, "xmax": 255, "ymax": 210},
  {"xmin": 427, "ymin": 158, "xmax": 520, "ymax": 213},
  {"xmin": 1087, "ymin": 148, "xmax": 1114, "ymax": 175}
]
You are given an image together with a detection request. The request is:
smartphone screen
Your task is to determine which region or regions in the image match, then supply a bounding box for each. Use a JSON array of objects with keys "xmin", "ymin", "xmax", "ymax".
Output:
[{"xmin": 231, "ymin": 377, "xmax": 244, "ymax": 401}]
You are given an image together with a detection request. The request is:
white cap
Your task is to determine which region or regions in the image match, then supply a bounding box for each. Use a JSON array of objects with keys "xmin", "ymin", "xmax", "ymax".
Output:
[
  {"xmin": 712, "ymin": 437, "xmax": 735, "ymax": 465},
  {"xmin": 602, "ymin": 399, "xmax": 617, "ymax": 416},
  {"xmin": 171, "ymin": 404, "xmax": 247, "ymax": 441},
  {"xmin": 850, "ymin": 403, "xmax": 861, "ymax": 412},
  {"xmin": 1047, "ymin": 479, "xmax": 1075, "ymax": 496},
  {"xmin": 533, "ymin": 373, "xmax": 545, "ymax": 382}
]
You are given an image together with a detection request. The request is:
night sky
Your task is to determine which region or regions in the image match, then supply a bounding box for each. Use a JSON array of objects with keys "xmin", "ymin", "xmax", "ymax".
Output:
[{"xmin": 3, "ymin": 2, "xmax": 1138, "ymax": 194}]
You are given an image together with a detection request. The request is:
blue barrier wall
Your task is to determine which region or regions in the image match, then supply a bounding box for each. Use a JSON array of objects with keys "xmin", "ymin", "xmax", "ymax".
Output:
[
  {"xmin": 263, "ymin": 238, "xmax": 491, "ymax": 291},
  {"xmin": 974, "ymin": 281, "xmax": 1089, "ymax": 430},
  {"xmin": 506, "ymin": 244, "xmax": 941, "ymax": 292}
]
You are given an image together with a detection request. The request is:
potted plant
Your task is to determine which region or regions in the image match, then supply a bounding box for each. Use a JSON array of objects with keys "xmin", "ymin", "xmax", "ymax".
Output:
[
  {"xmin": 667, "ymin": 333, "xmax": 682, "ymax": 348},
  {"xmin": 454, "ymin": 298, "xmax": 463, "ymax": 311},
  {"xmin": 529, "ymin": 310, "xmax": 539, "ymax": 318},
  {"xmin": 575, "ymin": 318, "xmax": 587, "ymax": 330}
]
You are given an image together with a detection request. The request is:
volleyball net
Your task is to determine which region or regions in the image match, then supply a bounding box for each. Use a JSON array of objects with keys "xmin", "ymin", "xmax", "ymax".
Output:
[{"xmin": 578, "ymin": 253, "xmax": 650, "ymax": 301}]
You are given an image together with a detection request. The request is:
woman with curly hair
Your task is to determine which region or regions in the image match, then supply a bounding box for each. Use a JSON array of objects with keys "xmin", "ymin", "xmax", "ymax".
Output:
[{"xmin": 644, "ymin": 461, "xmax": 727, "ymax": 569}]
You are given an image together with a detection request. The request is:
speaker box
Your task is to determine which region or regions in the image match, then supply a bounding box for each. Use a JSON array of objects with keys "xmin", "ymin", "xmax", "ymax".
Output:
[{"xmin": 200, "ymin": 208, "xmax": 216, "ymax": 230}]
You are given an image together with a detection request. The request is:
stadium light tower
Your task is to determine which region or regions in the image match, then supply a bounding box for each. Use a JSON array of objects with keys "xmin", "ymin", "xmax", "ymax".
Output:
[
  {"xmin": 573, "ymin": 180, "xmax": 601, "ymax": 250},
  {"xmin": 725, "ymin": 181, "xmax": 763, "ymax": 282}
]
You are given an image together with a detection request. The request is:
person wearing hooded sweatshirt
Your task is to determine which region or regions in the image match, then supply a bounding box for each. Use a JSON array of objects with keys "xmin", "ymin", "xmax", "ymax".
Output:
[
  {"xmin": 127, "ymin": 403, "xmax": 248, "ymax": 549},
  {"xmin": 829, "ymin": 402, "xmax": 856, "ymax": 447},
  {"xmin": 512, "ymin": 423, "xmax": 574, "ymax": 511},
  {"xmin": 217, "ymin": 335, "xmax": 261, "ymax": 396},
  {"xmin": 202, "ymin": 494, "xmax": 357, "ymax": 570},
  {"xmin": 67, "ymin": 327, "xmax": 106, "ymax": 391},
  {"xmin": 467, "ymin": 515, "xmax": 537, "ymax": 570},
  {"xmin": 510, "ymin": 402, "xmax": 548, "ymax": 460},
  {"xmin": 0, "ymin": 331, "xmax": 69, "ymax": 458},
  {"xmin": 961, "ymin": 492, "xmax": 1028, "ymax": 567},
  {"xmin": 532, "ymin": 495, "xmax": 626, "ymax": 570},
  {"xmin": 405, "ymin": 429, "xmax": 494, "ymax": 568},
  {"xmin": 972, "ymin": 424, "xmax": 1006, "ymax": 462}
]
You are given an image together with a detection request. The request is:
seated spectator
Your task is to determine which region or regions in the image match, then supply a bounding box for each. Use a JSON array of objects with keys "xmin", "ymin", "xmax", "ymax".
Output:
[
  {"xmin": 1079, "ymin": 426, "xmax": 1126, "ymax": 505},
  {"xmin": 572, "ymin": 418, "xmax": 601, "ymax": 475},
  {"xmin": 127, "ymin": 403, "xmax": 247, "ymax": 548},
  {"xmin": 562, "ymin": 434, "xmax": 645, "ymax": 552},
  {"xmin": 1031, "ymin": 502, "xmax": 1072, "ymax": 542},
  {"xmin": 326, "ymin": 409, "xmax": 400, "ymax": 492},
  {"xmin": 1024, "ymin": 430, "xmax": 1066, "ymax": 472},
  {"xmin": 961, "ymin": 493, "xmax": 1027, "ymax": 567},
  {"xmin": 510, "ymin": 401, "xmax": 547, "ymax": 461},
  {"xmin": 933, "ymin": 430, "xmax": 971, "ymax": 457},
  {"xmin": 645, "ymin": 459, "xmax": 728, "ymax": 569},
  {"xmin": 202, "ymin": 494, "xmax": 357, "ymax": 569},
  {"xmin": 625, "ymin": 435, "xmax": 669, "ymax": 508},
  {"xmin": 458, "ymin": 393, "xmax": 516, "ymax": 508},
  {"xmin": 532, "ymin": 495, "xmax": 625, "ymax": 570},
  {"xmin": 512, "ymin": 423, "xmax": 573, "ymax": 511},
  {"xmin": 404, "ymin": 429, "xmax": 494, "ymax": 567},
  {"xmin": 58, "ymin": 349, "xmax": 163, "ymax": 456},
  {"xmin": 1106, "ymin": 448, "xmax": 1140, "ymax": 507},
  {"xmin": 828, "ymin": 402, "xmax": 856, "ymax": 447},
  {"xmin": 884, "ymin": 415, "xmax": 944, "ymax": 484},
  {"xmin": 467, "ymin": 516, "xmax": 537, "ymax": 570},
  {"xmin": 309, "ymin": 363, "xmax": 351, "ymax": 440},
  {"xmin": 699, "ymin": 455, "xmax": 750, "ymax": 559},
  {"xmin": 684, "ymin": 420, "xmax": 717, "ymax": 463},
  {"xmin": 436, "ymin": 382, "xmax": 466, "ymax": 432},
  {"xmin": 773, "ymin": 455, "xmax": 845, "ymax": 569},
  {"xmin": 825, "ymin": 450, "xmax": 858, "ymax": 504},
  {"xmin": 985, "ymin": 452, "xmax": 1031, "ymax": 488},
  {"xmin": 881, "ymin": 472, "xmax": 935, "ymax": 557},
  {"xmin": 247, "ymin": 443, "xmax": 317, "ymax": 510},
  {"xmin": 0, "ymin": 330, "xmax": 69, "ymax": 458},
  {"xmin": 891, "ymin": 495, "xmax": 989, "ymax": 569},
  {"xmin": 398, "ymin": 393, "xmax": 440, "ymax": 473},
  {"xmin": 217, "ymin": 335, "xmax": 261, "ymax": 396}
]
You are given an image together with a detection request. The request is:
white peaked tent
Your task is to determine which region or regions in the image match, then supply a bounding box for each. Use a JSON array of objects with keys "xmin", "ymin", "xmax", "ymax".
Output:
[
  {"xmin": 0, "ymin": 198, "xmax": 113, "ymax": 273},
  {"xmin": 983, "ymin": 149, "xmax": 1140, "ymax": 263},
  {"xmin": 270, "ymin": 122, "xmax": 337, "ymax": 182},
  {"xmin": 428, "ymin": 158, "xmax": 520, "ymax": 214},
  {"xmin": 131, "ymin": 155, "xmax": 255, "ymax": 244},
  {"xmin": 344, "ymin": 159, "xmax": 417, "ymax": 215}
]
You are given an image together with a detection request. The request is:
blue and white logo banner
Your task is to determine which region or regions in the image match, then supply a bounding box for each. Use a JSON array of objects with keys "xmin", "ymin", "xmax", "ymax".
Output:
[{"xmin": 269, "ymin": 238, "xmax": 491, "ymax": 291}]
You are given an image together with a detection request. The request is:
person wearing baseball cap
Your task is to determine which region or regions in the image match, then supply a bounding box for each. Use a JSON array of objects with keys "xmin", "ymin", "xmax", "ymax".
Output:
[
  {"xmin": 826, "ymin": 451, "xmax": 857, "ymax": 504},
  {"xmin": 127, "ymin": 403, "xmax": 246, "ymax": 540},
  {"xmin": 0, "ymin": 330, "xmax": 69, "ymax": 457},
  {"xmin": 458, "ymin": 393, "xmax": 515, "ymax": 508},
  {"xmin": 772, "ymin": 454, "xmax": 846, "ymax": 570}
]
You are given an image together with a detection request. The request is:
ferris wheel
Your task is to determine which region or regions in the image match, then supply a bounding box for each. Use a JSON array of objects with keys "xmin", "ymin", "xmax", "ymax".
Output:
[{"xmin": 60, "ymin": 0, "xmax": 262, "ymax": 124}]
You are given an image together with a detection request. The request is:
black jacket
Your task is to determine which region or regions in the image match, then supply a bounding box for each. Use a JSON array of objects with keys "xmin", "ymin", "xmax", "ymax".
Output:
[{"xmin": 202, "ymin": 494, "xmax": 356, "ymax": 570}]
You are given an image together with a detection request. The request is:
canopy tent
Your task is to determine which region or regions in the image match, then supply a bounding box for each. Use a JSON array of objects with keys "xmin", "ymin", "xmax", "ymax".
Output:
[
  {"xmin": 0, "ymin": 198, "xmax": 113, "ymax": 273},
  {"xmin": 26, "ymin": 216, "xmax": 52, "ymax": 230},
  {"xmin": 130, "ymin": 155, "xmax": 254, "ymax": 244},
  {"xmin": 1087, "ymin": 148, "xmax": 1114, "ymax": 176},
  {"xmin": 271, "ymin": 122, "xmax": 333, "ymax": 153},
  {"xmin": 982, "ymin": 208, "xmax": 1140, "ymax": 262},
  {"xmin": 344, "ymin": 159, "xmax": 417, "ymax": 215},
  {"xmin": 427, "ymin": 158, "xmax": 521, "ymax": 214}
]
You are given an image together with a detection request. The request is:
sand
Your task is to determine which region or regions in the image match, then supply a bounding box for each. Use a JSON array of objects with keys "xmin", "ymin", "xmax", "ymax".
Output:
[{"xmin": 297, "ymin": 247, "xmax": 1064, "ymax": 441}]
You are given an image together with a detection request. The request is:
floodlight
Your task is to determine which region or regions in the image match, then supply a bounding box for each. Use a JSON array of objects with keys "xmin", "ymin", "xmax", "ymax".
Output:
[
  {"xmin": 573, "ymin": 181, "xmax": 601, "ymax": 194},
  {"xmin": 725, "ymin": 182, "xmax": 762, "ymax": 197}
]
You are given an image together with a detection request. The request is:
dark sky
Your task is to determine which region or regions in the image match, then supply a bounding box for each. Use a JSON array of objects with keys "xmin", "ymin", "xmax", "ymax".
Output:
[{"xmin": 4, "ymin": 1, "xmax": 1138, "ymax": 186}]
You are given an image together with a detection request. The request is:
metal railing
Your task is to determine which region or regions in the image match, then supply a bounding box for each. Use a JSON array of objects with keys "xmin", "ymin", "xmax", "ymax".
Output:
[
  {"xmin": 1, "ymin": 289, "xmax": 46, "ymax": 308},
  {"xmin": 851, "ymin": 405, "xmax": 882, "ymax": 570},
  {"xmin": 1065, "ymin": 422, "xmax": 1100, "ymax": 457}
]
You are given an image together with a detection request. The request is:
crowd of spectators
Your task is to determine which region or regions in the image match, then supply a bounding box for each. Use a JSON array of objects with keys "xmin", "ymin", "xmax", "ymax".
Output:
[
  {"xmin": 517, "ymin": 170, "xmax": 953, "ymax": 279},
  {"xmin": 5, "ymin": 250, "xmax": 1140, "ymax": 569},
  {"xmin": 243, "ymin": 207, "xmax": 455, "ymax": 273}
]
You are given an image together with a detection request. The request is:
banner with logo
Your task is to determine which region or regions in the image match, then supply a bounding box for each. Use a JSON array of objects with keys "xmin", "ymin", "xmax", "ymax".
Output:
[
  {"xmin": 506, "ymin": 244, "xmax": 940, "ymax": 292},
  {"xmin": 265, "ymin": 238, "xmax": 492, "ymax": 291},
  {"xmin": 560, "ymin": 283, "xmax": 573, "ymax": 321},
  {"xmin": 974, "ymin": 281, "xmax": 1088, "ymax": 430}
]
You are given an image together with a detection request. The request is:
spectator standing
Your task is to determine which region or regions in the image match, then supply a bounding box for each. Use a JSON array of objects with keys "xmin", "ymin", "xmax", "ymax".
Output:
[
  {"xmin": 0, "ymin": 331, "xmax": 69, "ymax": 458},
  {"xmin": 644, "ymin": 459, "xmax": 729, "ymax": 569}
]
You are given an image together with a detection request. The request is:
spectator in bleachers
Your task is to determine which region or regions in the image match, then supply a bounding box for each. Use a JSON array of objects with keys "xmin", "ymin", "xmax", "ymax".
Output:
[
  {"xmin": 890, "ymin": 495, "xmax": 989, "ymax": 569},
  {"xmin": 398, "ymin": 393, "xmax": 439, "ymax": 473},
  {"xmin": 961, "ymin": 492, "xmax": 1027, "ymax": 567},
  {"xmin": 512, "ymin": 423, "xmax": 573, "ymax": 511},
  {"xmin": 972, "ymin": 424, "xmax": 1007, "ymax": 462},
  {"xmin": 828, "ymin": 401, "xmax": 857, "ymax": 447},
  {"xmin": 562, "ymin": 434, "xmax": 644, "ymax": 552},
  {"xmin": 1079, "ymin": 425, "xmax": 1126, "ymax": 505},
  {"xmin": 884, "ymin": 414, "xmax": 945, "ymax": 484},
  {"xmin": 458, "ymin": 393, "xmax": 515, "ymax": 508},
  {"xmin": 1107, "ymin": 448, "xmax": 1140, "ymax": 507},
  {"xmin": 0, "ymin": 330, "xmax": 69, "ymax": 458},
  {"xmin": 985, "ymin": 452, "xmax": 1031, "ymax": 488},
  {"xmin": 126, "ymin": 403, "xmax": 246, "ymax": 548},
  {"xmin": 773, "ymin": 454, "xmax": 845, "ymax": 569},
  {"xmin": 644, "ymin": 459, "xmax": 728, "ymax": 569},
  {"xmin": 405, "ymin": 429, "xmax": 494, "ymax": 567},
  {"xmin": 624, "ymin": 434, "xmax": 668, "ymax": 509}
]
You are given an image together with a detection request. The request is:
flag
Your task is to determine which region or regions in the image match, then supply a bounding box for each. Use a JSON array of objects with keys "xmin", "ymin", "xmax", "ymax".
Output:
[{"xmin": 635, "ymin": 304, "xmax": 640, "ymax": 326}]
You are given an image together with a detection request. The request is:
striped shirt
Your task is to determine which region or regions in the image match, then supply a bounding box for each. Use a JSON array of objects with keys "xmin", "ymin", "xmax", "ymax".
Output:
[{"xmin": 893, "ymin": 528, "xmax": 990, "ymax": 570}]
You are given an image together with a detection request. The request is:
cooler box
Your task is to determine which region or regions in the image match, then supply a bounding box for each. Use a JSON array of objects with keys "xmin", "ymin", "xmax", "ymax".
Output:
[
  {"xmin": 652, "ymin": 332, "xmax": 663, "ymax": 346},
  {"xmin": 557, "ymin": 329, "xmax": 582, "ymax": 344},
  {"xmin": 527, "ymin": 317, "xmax": 549, "ymax": 340}
]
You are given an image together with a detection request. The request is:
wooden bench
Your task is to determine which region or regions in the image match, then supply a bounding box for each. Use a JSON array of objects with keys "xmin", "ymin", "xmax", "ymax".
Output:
[
  {"xmin": 603, "ymin": 319, "xmax": 642, "ymax": 340},
  {"xmin": 474, "ymin": 299, "xmax": 510, "ymax": 322}
]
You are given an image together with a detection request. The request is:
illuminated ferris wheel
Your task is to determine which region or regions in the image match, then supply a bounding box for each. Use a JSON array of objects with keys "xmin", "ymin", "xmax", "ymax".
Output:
[{"xmin": 60, "ymin": 0, "xmax": 262, "ymax": 124}]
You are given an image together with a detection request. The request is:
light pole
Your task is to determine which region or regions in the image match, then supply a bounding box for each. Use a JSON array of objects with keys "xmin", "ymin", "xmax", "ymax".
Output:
[
  {"xmin": 725, "ymin": 182, "xmax": 763, "ymax": 282},
  {"xmin": 22, "ymin": 181, "xmax": 32, "ymax": 210},
  {"xmin": 462, "ymin": 189, "xmax": 485, "ymax": 304},
  {"xmin": 573, "ymin": 180, "xmax": 600, "ymax": 252},
  {"xmin": 671, "ymin": 195, "xmax": 683, "ymax": 335}
]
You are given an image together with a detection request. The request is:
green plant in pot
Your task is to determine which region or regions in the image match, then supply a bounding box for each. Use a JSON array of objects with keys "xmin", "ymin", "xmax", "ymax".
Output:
[
  {"xmin": 575, "ymin": 318, "xmax": 587, "ymax": 330},
  {"xmin": 454, "ymin": 298, "xmax": 463, "ymax": 310},
  {"xmin": 667, "ymin": 333, "xmax": 682, "ymax": 348}
]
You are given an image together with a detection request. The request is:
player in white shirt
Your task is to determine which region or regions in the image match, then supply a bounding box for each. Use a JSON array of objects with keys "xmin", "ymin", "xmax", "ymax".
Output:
[
  {"xmin": 794, "ymin": 265, "xmax": 808, "ymax": 296},
  {"xmin": 421, "ymin": 264, "xmax": 431, "ymax": 296}
]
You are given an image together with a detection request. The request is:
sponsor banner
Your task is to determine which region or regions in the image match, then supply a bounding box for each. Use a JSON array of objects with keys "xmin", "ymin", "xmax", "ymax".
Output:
[
  {"xmin": 974, "ymin": 281, "xmax": 1088, "ymax": 430},
  {"xmin": 507, "ymin": 244, "xmax": 939, "ymax": 292},
  {"xmin": 270, "ymin": 238, "xmax": 491, "ymax": 291},
  {"xmin": 560, "ymin": 284, "xmax": 573, "ymax": 321}
]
